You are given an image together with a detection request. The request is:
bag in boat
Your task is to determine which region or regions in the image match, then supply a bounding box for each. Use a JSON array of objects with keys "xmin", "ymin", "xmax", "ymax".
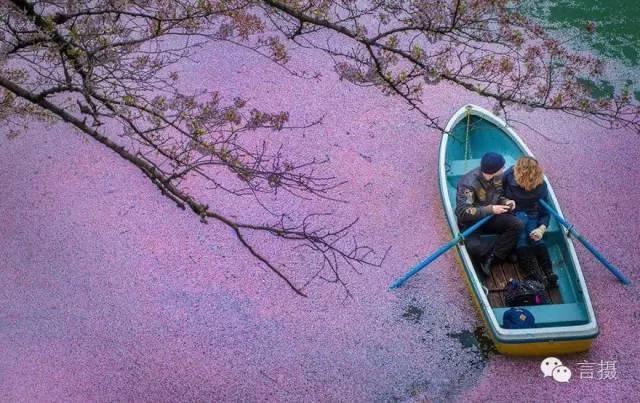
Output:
[{"xmin": 504, "ymin": 278, "xmax": 548, "ymax": 307}]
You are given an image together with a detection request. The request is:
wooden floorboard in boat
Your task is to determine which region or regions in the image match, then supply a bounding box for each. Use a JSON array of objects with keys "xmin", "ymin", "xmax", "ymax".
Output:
[
  {"xmin": 493, "ymin": 263, "xmax": 510, "ymax": 305},
  {"xmin": 483, "ymin": 260, "xmax": 563, "ymax": 307},
  {"xmin": 487, "ymin": 266, "xmax": 503, "ymax": 307},
  {"xmin": 547, "ymin": 284, "xmax": 562, "ymax": 304}
]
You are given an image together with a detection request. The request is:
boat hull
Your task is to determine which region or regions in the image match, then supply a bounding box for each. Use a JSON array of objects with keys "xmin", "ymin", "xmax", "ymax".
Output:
[{"xmin": 439, "ymin": 104, "xmax": 598, "ymax": 356}]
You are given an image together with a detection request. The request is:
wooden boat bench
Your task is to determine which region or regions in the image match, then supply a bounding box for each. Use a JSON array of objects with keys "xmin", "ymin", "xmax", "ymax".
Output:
[
  {"xmin": 446, "ymin": 156, "xmax": 516, "ymax": 179},
  {"xmin": 493, "ymin": 303, "xmax": 590, "ymax": 328}
]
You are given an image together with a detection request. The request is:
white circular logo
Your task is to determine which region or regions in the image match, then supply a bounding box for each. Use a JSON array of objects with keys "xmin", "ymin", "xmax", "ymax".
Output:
[
  {"xmin": 552, "ymin": 366, "xmax": 572, "ymax": 383},
  {"xmin": 540, "ymin": 356, "xmax": 563, "ymax": 378}
]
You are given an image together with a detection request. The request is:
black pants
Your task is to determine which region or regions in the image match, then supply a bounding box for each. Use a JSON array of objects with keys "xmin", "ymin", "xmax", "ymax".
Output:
[{"xmin": 462, "ymin": 214, "xmax": 524, "ymax": 260}]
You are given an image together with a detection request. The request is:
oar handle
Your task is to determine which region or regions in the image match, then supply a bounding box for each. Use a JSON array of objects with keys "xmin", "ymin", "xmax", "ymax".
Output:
[
  {"xmin": 539, "ymin": 200, "xmax": 631, "ymax": 285},
  {"xmin": 389, "ymin": 214, "xmax": 493, "ymax": 289}
]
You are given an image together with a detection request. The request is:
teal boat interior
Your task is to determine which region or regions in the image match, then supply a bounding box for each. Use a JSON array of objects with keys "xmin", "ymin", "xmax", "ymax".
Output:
[{"xmin": 444, "ymin": 114, "xmax": 591, "ymax": 329}]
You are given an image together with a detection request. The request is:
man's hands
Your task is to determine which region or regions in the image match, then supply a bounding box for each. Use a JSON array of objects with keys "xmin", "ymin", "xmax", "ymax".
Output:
[
  {"xmin": 491, "ymin": 199, "xmax": 515, "ymax": 214},
  {"xmin": 530, "ymin": 225, "xmax": 547, "ymax": 241},
  {"xmin": 491, "ymin": 204, "xmax": 511, "ymax": 214},
  {"xmin": 504, "ymin": 199, "xmax": 516, "ymax": 211}
]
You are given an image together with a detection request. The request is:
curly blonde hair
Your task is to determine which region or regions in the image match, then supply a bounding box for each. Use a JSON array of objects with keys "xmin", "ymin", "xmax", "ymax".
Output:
[{"xmin": 514, "ymin": 156, "xmax": 544, "ymax": 191}]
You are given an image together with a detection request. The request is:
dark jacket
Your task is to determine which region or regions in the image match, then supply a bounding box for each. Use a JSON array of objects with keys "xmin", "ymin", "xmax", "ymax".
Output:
[
  {"xmin": 503, "ymin": 167, "xmax": 550, "ymax": 227},
  {"xmin": 455, "ymin": 167, "xmax": 508, "ymax": 224}
]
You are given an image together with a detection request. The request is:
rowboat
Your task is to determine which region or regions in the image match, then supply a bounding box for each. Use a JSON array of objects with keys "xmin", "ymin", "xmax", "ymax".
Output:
[{"xmin": 438, "ymin": 104, "xmax": 599, "ymax": 356}]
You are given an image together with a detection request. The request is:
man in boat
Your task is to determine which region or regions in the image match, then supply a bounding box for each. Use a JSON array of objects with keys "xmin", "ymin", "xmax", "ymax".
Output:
[{"xmin": 455, "ymin": 152, "xmax": 523, "ymax": 275}]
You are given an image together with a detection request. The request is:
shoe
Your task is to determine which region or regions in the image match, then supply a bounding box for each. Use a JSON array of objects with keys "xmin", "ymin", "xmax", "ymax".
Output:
[
  {"xmin": 480, "ymin": 253, "xmax": 495, "ymax": 276},
  {"xmin": 516, "ymin": 247, "xmax": 545, "ymax": 284},
  {"xmin": 532, "ymin": 244, "xmax": 558, "ymax": 288}
]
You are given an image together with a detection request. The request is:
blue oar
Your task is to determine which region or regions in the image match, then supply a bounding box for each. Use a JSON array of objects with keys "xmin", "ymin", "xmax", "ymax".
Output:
[
  {"xmin": 389, "ymin": 214, "xmax": 493, "ymax": 289},
  {"xmin": 539, "ymin": 199, "xmax": 630, "ymax": 285}
]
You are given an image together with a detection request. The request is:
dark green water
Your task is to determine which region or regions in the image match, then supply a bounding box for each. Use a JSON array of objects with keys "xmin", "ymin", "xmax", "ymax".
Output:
[{"xmin": 523, "ymin": 0, "xmax": 640, "ymax": 100}]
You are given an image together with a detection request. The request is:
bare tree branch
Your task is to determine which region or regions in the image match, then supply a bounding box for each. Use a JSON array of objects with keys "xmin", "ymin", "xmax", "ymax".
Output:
[{"xmin": 1, "ymin": 0, "xmax": 637, "ymax": 297}]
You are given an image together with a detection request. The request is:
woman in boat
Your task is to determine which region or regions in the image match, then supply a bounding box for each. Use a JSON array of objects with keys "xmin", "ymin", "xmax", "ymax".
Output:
[{"xmin": 503, "ymin": 156, "xmax": 559, "ymax": 288}]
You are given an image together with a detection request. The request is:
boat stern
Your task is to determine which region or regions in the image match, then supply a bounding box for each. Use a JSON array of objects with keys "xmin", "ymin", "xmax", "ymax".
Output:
[{"xmin": 493, "ymin": 338, "xmax": 595, "ymax": 357}]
